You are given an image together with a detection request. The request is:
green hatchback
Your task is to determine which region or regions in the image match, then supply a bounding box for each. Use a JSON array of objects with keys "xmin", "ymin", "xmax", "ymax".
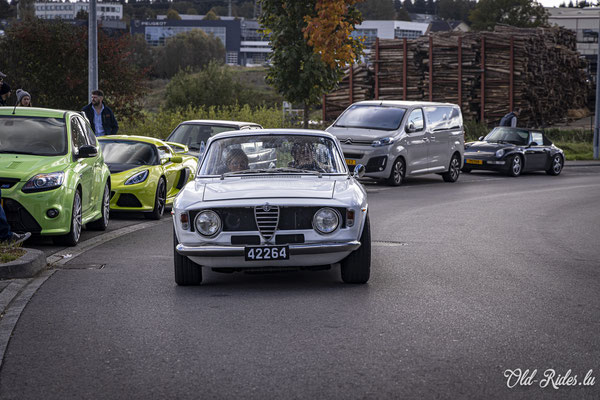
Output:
[{"xmin": 0, "ymin": 107, "xmax": 111, "ymax": 246}]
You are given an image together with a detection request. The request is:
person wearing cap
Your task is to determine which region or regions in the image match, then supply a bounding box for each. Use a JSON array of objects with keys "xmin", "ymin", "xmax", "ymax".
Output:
[
  {"xmin": 0, "ymin": 72, "xmax": 11, "ymax": 106},
  {"xmin": 15, "ymin": 89, "xmax": 32, "ymax": 107},
  {"xmin": 81, "ymin": 89, "xmax": 119, "ymax": 136}
]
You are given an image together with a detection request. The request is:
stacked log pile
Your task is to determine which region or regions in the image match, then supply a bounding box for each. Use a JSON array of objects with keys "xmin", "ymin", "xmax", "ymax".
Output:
[
  {"xmin": 323, "ymin": 64, "xmax": 372, "ymax": 121},
  {"xmin": 323, "ymin": 25, "xmax": 589, "ymax": 126}
]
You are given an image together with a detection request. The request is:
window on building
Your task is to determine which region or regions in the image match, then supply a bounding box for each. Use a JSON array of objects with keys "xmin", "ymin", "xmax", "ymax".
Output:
[
  {"xmin": 226, "ymin": 52, "xmax": 238, "ymax": 65},
  {"xmin": 394, "ymin": 29, "xmax": 423, "ymax": 39}
]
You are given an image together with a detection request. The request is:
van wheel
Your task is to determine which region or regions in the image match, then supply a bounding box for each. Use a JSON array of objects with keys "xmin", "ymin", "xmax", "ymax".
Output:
[
  {"xmin": 442, "ymin": 154, "xmax": 461, "ymax": 182},
  {"xmin": 387, "ymin": 158, "xmax": 405, "ymax": 186}
]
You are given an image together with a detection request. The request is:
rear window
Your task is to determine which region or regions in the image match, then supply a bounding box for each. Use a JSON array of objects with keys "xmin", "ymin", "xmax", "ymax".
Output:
[
  {"xmin": 0, "ymin": 116, "xmax": 67, "ymax": 156},
  {"xmin": 334, "ymin": 105, "xmax": 407, "ymax": 131},
  {"xmin": 167, "ymin": 124, "xmax": 240, "ymax": 152}
]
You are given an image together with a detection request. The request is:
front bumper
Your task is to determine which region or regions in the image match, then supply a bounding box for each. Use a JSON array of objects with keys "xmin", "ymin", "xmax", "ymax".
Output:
[
  {"xmin": 463, "ymin": 157, "xmax": 507, "ymax": 171},
  {"xmin": 341, "ymin": 145, "xmax": 391, "ymax": 178}
]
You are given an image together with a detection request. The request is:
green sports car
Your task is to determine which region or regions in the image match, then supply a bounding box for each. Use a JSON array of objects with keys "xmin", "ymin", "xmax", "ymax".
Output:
[
  {"xmin": 0, "ymin": 107, "xmax": 111, "ymax": 246},
  {"xmin": 98, "ymin": 136, "xmax": 198, "ymax": 219}
]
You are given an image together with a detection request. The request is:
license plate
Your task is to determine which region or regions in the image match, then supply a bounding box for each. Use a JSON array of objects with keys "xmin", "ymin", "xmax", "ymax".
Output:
[
  {"xmin": 244, "ymin": 245, "xmax": 289, "ymax": 261},
  {"xmin": 346, "ymin": 159, "xmax": 356, "ymax": 166},
  {"xmin": 465, "ymin": 159, "xmax": 483, "ymax": 165}
]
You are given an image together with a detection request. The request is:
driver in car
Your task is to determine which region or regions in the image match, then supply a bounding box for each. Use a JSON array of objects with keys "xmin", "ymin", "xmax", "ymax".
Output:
[
  {"xmin": 288, "ymin": 142, "xmax": 323, "ymax": 171},
  {"xmin": 225, "ymin": 148, "xmax": 249, "ymax": 172}
]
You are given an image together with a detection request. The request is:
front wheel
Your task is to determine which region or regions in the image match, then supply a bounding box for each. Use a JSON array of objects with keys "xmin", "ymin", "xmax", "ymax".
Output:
[
  {"xmin": 546, "ymin": 154, "xmax": 564, "ymax": 176},
  {"xmin": 145, "ymin": 178, "xmax": 166, "ymax": 220},
  {"xmin": 340, "ymin": 214, "xmax": 371, "ymax": 284},
  {"xmin": 173, "ymin": 228, "xmax": 202, "ymax": 285},
  {"xmin": 53, "ymin": 190, "xmax": 82, "ymax": 246},
  {"xmin": 387, "ymin": 158, "xmax": 405, "ymax": 186},
  {"xmin": 87, "ymin": 183, "xmax": 110, "ymax": 230},
  {"xmin": 506, "ymin": 155, "xmax": 523, "ymax": 177},
  {"xmin": 442, "ymin": 154, "xmax": 461, "ymax": 182}
]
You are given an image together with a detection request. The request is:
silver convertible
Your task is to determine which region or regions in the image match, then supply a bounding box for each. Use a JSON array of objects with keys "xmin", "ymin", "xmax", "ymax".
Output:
[{"xmin": 172, "ymin": 129, "xmax": 371, "ymax": 285}]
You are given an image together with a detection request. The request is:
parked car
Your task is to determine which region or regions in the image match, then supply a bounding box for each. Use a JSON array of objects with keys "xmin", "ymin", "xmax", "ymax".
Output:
[
  {"xmin": 171, "ymin": 129, "xmax": 370, "ymax": 286},
  {"xmin": 98, "ymin": 136, "xmax": 198, "ymax": 219},
  {"xmin": 326, "ymin": 100, "xmax": 464, "ymax": 186},
  {"xmin": 463, "ymin": 127, "xmax": 564, "ymax": 177},
  {"xmin": 0, "ymin": 107, "xmax": 111, "ymax": 245},
  {"xmin": 165, "ymin": 120, "xmax": 262, "ymax": 159}
]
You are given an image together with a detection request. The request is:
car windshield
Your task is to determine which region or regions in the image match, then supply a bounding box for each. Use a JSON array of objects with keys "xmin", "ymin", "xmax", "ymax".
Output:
[
  {"xmin": 334, "ymin": 105, "xmax": 407, "ymax": 131},
  {"xmin": 0, "ymin": 116, "xmax": 67, "ymax": 156},
  {"xmin": 99, "ymin": 140, "xmax": 158, "ymax": 165},
  {"xmin": 199, "ymin": 134, "xmax": 347, "ymax": 176},
  {"xmin": 484, "ymin": 127, "xmax": 529, "ymax": 145},
  {"xmin": 167, "ymin": 124, "xmax": 242, "ymax": 152}
]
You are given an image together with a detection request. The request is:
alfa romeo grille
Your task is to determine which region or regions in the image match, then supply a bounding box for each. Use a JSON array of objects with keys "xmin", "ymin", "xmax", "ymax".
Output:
[{"xmin": 254, "ymin": 205, "xmax": 280, "ymax": 240}]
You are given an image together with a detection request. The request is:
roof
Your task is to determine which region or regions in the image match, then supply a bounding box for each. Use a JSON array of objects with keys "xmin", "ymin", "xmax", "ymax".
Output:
[
  {"xmin": 97, "ymin": 135, "xmax": 169, "ymax": 147},
  {"xmin": 0, "ymin": 106, "xmax": 70, "ymax": 118},
  {"xmin": 210, "ymin": 128, "xmax": 336, "ymax": 141},
  {"xmin": 178, "ymin": 119, "xmax": 262, "ymax": 127},
  {"xmin": 353, "ymin": 100, "xmax": 458, "ymax": 107}
]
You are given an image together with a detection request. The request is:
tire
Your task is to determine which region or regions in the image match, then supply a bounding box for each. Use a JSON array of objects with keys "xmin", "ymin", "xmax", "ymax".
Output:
[
  {"xmin": 53, "ymin": 190, "xmax": 82, "ymax": 246},
  {"xmin": 145, "ymin": 178, "xmax": 166, "ymax": 220},
  {"xmin": 546, "ymin": 154, "xmax": 564, "ymax": 176},
  {"xmin": 340, "ymin": 214, "xmax": 371, "ymax": 284},
  {"xmin": 173, "ymin": 228, "xmax": 202, "ymax": 285},
  {"xmin": 386, "ymin": 157, "xmax": 405, "ymax": 186},
  {"xmin": 506, "ymin": 154, "xmax": 523, "ymax": 177},
  {"xmin": 87, "ymin": 183, "xmax": 110, "ymax": 230},
  {"xmin": 442, "ymin": 154, "xmax": 461, "ymax": 182}
]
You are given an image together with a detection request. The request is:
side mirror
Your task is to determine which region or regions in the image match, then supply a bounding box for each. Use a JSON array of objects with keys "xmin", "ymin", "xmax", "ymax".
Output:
[
  {"xmin": 77, "ymin": 145, "xmax": 97, "ymax": 158},
  {"xmin": 406, "ymin": 122, "xmax": 415, "ymax": 133},
  {"xmin": 478, "ymin": 136, "xmax": 484, "ymax": 141},
  {"xmin": 353, "ymin": 164, "xmax": 366, "ymax": 179},
  {"xmin": 171, "ymin": 155, "xmax": 183, "ymax": 163}
]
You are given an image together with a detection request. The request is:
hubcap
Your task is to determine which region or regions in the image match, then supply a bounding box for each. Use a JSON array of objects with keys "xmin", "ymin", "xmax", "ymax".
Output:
[
  {"xmin": 393, "ymin": 160, "xmax": 404, "ymax": 184},
  {"xmin": 102, "ymin": 186, "xmax": 110, "ymax": 225},
  {"xmin": 513, "ymin": 157, "xmax": 521, "ymax": 175},
  {"xmin": 450, "ymin": 157, "xmax": 460, "ymax": 180},
  {"xmin": 73, "ymin": 193, "xmax": 82, "ymax": 242},
  {"xmin": 553, "ymin": 156, "xmax": 562, "ymax": 173}
]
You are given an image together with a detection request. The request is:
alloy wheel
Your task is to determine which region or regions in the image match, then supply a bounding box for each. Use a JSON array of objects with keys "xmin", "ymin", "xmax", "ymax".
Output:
[
  {"xmin": 72, "ymin": 192, "xmax": 82, "ymax": 243},
  {"xmin": 553, "ymin": 156, "xmax": 563, "ymax": 174}
]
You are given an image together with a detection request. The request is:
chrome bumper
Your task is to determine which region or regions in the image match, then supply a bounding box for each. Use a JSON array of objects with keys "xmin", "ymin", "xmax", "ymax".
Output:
[{"xmin": 176, "ymin": 241, "xmax": 361, "ymax": 257}]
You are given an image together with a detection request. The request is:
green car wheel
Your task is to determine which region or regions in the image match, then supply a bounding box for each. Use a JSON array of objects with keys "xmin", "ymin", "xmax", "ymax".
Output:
[
  {"xmin": 53, "ymin": 190, "xmax": 82, "ymax": 246},
  {"xmin": 146, "ymin": 178, "xmax": 166, "ymax": 220},
  {"xmin": 88, "ymin": 183, "xmax": 110, "ymax": 231}
]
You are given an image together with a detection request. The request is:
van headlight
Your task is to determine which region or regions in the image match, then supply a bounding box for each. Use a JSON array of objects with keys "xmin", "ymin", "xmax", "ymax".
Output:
[
  {"xmin": 495, "ymin": 149, "xmax": 505, "ymax": 158},
  {"xmin": 313, "ymin": 207, "xmax": 340, "ymax": 234},
  {"xmin": 195, "ymin": 210, "xmax": 222, "ymax": 237},
  {"xmin": 371, "ymin": 137, "xmax": 395, "ymax": 147},
  {"xmin": 22, "ymin": 172, "xmax": 65, "ymax": 193}
]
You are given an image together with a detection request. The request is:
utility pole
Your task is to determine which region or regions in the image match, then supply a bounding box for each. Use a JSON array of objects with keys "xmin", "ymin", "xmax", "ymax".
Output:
[
  {"xmin": 88, "ymin": 0, "xmax": 98, "ymax": 98},
  {"xmin": 228, "ymin": 0, "xmax": 232, "ymax": 17}
]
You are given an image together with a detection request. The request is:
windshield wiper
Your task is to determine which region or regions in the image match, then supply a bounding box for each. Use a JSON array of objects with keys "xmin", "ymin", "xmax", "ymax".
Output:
[
  {"xmin": 220, "ymin": 167, "xmax": 322, "ymax": 179},
  {"xmin": 270, "ymin": 167, "xmax": 322, "ymax": 177}
]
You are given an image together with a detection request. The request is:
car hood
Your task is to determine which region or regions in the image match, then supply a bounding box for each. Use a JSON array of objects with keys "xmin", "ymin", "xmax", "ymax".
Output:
[
  {"xmin": 327, "ymin": 126, "xmax": 391, "ymax": 142},
  {"xmin": 0, "ymin": 154, "xmax": 70, "ymax": 180},
  {"xmin": 203, "ymin": 178, "xmax": 336, "ymax": 201},
  {"xmin": 465, "ymin": 141, "xmax": 516, "ymax": 154}
]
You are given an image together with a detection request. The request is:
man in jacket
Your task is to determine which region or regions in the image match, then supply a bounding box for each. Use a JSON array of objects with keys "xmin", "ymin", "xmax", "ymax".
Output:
[
  {"xmin": 499, "ymin": 107, "xmax": 521, "ymax": 128},
  {"xmin": 82, "ymin": 89, "xmax": 119, "ymax": 136}
]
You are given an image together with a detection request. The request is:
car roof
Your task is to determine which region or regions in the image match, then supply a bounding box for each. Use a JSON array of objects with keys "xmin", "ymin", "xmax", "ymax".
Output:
[
  {"xmin": 98, "ymin": 135, "xmax": 169, "ymax": 147},
  {"xmin": 178, "ymin": 119, "xmax": 262, "ymax": 127},
  {"xmin": 351, "ymin": 100, "xmax": 458, "ymax": 107},
  {"xmin": 209, "ymin": 128, "xmax": 338, "ymax": 141},
  {"xmin": 0, "ymin": 106, "xmax": 71, "ymax": 119}
]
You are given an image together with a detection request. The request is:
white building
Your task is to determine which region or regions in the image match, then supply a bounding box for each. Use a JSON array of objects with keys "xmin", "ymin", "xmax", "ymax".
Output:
[
  {"xmin": 35, "ymin": 2, "xmax": 123, "ymax": 20},
  {"xmin": 351, "ymin": 20, "xmax": 430, "ymax": 51},
  {"xmin": 547, "ymin": 7, "xmax": 600, "ymax": 58}
]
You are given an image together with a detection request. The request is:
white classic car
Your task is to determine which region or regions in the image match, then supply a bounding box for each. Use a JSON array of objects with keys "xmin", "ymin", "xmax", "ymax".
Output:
[{"xmin": 172, "ymin": 129, "xmax": 371, "ymax": 285}]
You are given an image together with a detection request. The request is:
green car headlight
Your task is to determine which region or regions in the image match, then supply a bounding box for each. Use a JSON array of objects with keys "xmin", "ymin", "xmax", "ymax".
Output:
[
  {"xmin": 125, "ymin": 170, "xmax": 149, "ymax": 185},
  {"xmin": 22, "ymin": 171, "xmax": 65, "ymax": 193}
]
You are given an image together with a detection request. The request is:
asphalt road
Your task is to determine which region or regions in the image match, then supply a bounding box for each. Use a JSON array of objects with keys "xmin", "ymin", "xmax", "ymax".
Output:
[{"xmin": 1, "ymin": 165, "xmax": 599, "ymax": 399}]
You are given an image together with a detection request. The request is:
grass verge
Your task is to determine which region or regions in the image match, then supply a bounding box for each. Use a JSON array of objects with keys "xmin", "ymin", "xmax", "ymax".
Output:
[{"xmin": 0, "ymin": 245, "xmax": 25, "ymax": 264}]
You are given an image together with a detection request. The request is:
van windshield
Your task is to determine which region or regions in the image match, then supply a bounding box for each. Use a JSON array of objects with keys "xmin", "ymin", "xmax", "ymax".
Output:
[{"xmin": 334, "ymin": 105, "xmax": 407, "ymax": 131}]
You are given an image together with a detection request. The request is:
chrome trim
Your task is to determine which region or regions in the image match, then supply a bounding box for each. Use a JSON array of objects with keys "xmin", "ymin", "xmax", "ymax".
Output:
[
  {"xmin": 176, "ymin": 241, "xmax": 361, "ymax": 257},
  {"xmin": 255, "ymin": 204, "xmax": 279, "ymax": 241}
]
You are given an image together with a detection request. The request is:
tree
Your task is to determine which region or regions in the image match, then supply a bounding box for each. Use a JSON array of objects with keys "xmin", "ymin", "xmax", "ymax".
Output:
[
  {"xmin": 75, "ymin": 9, "xmax": 88, "ymax": 20},
  {"xmin": 426, "ymin": 0, "xmax": 435, "ymax": 14},
  {"xmin": 260, "ymin": 0, "xmax": 364, "ymax": 127},
  {"xmin": 438, "ymin": 0, "xmax": 476, "ymax": 22},
  {"xmin": 0, "ymin": 0, "xmax": 15, "ymax": 19},
  {"xmin": 403, "ymin": 0, "xmax": 414, "ymax": 12},
  {"xmin": 204, "ymin": 8, "xmax": 219, "ymax": 20},
  {"xmin": 413, "ymin": 0, "xmax": 427, "ymax": 13},
  {"xmin": 153, "ymin": 29, "xmax": 225, "ymax": 78},
  {"xmin": 397, "ymin": 7, "xmax": 411, "ymax": 20},
  {"xmin": 0, "ymin": 19, "xmax": 146, "ymax": 118},
  {"xmin": 166, "ymin": 8, "xmax": 181, "ymax": 20},
  {"xmin": 469, "ymin": 0, "xmax": 548, "ymax": 31},
  {"xmin": 357, "ymin": 0, "xmax": 396, "ymax": 19}
]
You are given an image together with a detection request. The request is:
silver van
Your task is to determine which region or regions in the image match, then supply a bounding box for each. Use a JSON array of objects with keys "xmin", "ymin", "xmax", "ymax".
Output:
[{"xmin": 326, "ymin": 100, "xmax": 464, "ymax": 186}]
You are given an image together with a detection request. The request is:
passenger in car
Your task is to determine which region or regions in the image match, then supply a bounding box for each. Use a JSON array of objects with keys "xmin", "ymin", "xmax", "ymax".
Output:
[
  {"xmin": 225, "ymin": 148, "xmax": 249, "ymax": 172},
  {"xmin": 289, "ymin": 142, "xmax": 322, "ymax": 171}
]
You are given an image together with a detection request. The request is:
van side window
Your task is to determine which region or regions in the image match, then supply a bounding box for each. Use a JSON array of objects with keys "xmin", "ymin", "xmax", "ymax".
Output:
[
  {"xmin": 448, "ymin": 107, "xmax": 462, "ymax": 129},
  {"xmin": 406, "ymin": 109, "xmax": 424, "ymax": 132},
  {"xmin": 424, "ymin": 106, "xmax": 453, "ymax": 132}
]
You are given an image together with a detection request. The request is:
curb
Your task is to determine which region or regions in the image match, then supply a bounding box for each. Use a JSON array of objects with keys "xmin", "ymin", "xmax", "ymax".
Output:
[{"xmin": 0, "ymin": 248, "xmax": 47, "ymax": 279}]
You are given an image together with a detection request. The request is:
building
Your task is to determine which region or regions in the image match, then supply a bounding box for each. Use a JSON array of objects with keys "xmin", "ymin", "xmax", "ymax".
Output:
[
  {"xmin": 351, "ymin": 20, "xmax": 430, "ymax": 53},
  {"xmin": 34, "ymin": 2, "xmax": 123, "ymax": 20}
]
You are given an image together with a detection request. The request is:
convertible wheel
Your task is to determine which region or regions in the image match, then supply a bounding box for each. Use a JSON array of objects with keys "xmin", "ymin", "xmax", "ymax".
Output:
[
  {"xmin": 442, "ymin": 154, "xmax": 461, "ymax": 182},
  {"xmin": 145, "ymin": 178, "xmax": 166, "ymax": 220},
  {"xmin": 546, "ymin": 154, "xmax": 564, "ymax": 176},
  {"xmin": 506, "ymin": 155, "xmax": 522, "ymax": 177},
  {"xmin": 53, "ymin": 190, "xmax": 82, "ymax": 246},
  {"xmin": 173, "ymin": 228, "xmax": 202, "ymax": 285},
  {"xmin": 340, "ymin": 214, "xmax": 371, "ymax": 284},
  {"xmin": 87, "ymin": 183, "xmax": 110, "ymax": 230},
  {"xmin": 387, "ymin": 157, "xmax": 405, "ymax": 186}
]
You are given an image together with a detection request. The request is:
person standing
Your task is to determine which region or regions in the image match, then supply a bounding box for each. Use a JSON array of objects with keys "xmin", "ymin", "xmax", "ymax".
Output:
[
  {"xmin": 82, "ymin": 89, "xmax": 119, "ymax": 136},
  {"xmin": 0, "ymin": 189, "xmax": 31, "ymax": 245},
  {"xmin": 499, "ymin": 107, "xmax": 521, "ymax": 128},
  {"xmin": 15, "ymin": 89, "xmax": 32, "ymax": 107},
  {"xmin": 0, "ymin": 72, "xmax": 11, "ymax": 106}
]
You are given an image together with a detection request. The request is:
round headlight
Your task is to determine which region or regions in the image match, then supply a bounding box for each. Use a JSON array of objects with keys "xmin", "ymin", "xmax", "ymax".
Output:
[
  {"xmin": 195, "ymin": 210, "xmax": 222, "ymax": 237},
  {"xmin": 313, "ymin": 207, "xmax": 340, "ymax": 234},
  {"xmin": 495, "ymin": 149, "xmax": 505, "ymax": 158}
]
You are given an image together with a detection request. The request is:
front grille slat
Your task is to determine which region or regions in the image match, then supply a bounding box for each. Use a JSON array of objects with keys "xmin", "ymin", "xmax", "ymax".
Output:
[{"xmin": 254, "ymin": 206, "xmax": 280, "ymax": 240}]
